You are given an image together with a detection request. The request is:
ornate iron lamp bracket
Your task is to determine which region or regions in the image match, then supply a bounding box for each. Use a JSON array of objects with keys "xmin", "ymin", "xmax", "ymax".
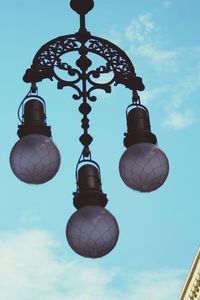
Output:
[
  {"xmin": 23, "ymin": 0, "xmax": 145, "ymax": 101},
  {"xmin": 23, "ymin": 33, "xmax": 145, "ymax": 98},
  {"xmin": 22, "ymin": 0, "xmax": 145, "ymax": 155}
]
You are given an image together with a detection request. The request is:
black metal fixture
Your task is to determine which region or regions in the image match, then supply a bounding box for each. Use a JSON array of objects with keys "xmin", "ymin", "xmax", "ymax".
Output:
[{"xmin": 10, "ymin": 0, "xmax": 169, "ymax": 258}]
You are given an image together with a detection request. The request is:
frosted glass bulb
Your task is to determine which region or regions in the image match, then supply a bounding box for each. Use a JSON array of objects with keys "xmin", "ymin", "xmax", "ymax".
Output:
[
  {"xmin": 119, "ymin": 143, "xmax": 169, "ymax": 192},
  {"xmin": 10, "ymin": 134, "xmax": 61, "ymax": 184},
  {"xmin": 66, "ymin": 206, "xmax": 119, "ymax": 258}
]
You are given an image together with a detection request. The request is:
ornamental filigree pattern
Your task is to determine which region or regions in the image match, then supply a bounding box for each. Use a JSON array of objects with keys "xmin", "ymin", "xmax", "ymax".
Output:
[
  {"xmin": 23, "ymin": 34, "xmax": 80, "ymax": 83},
  {"xmin": 23, "ymin": 33, "xmax": 145, "ymax": 101},
  {"xmin": 87, "ymin": 36, "xmax": 140, "ymax": 90},
  {"xmin": 33, "ymin": 35, "xmax": 80, "ymax": 67}
]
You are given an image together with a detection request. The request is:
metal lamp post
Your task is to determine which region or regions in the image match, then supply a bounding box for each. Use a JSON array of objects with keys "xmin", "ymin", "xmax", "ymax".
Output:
[{"xmin": 10, "ymin": 0, "xmax": 169, "ymax": 258}]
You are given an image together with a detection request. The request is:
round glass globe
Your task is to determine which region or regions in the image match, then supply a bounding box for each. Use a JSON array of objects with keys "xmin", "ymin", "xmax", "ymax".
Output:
[
  {"xmin": 66, "ymin": 205, "xmax": 119, "ymax": 258},
  {"xmin": 119, "ymin": 143, "xmax": 169, "ymax": 192},
  {"xmin": 10, "ymin": 134, "xmax": 61, "ymax": 184}
]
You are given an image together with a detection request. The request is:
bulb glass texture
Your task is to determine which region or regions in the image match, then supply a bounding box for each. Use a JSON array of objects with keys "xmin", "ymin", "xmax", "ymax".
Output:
[
  {"xmin": 10, "ymin": 134, "xmax": 61, "ymax": 184},
  {"xmin": 119, "ymin": 143, "xmax": 169, "ymax": 192},
  {"xmin": 66, "ymin": 206, "xmax": 119, "ymax": 258}
]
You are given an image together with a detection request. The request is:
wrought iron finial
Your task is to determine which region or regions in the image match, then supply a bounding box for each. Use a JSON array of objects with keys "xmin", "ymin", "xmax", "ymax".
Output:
[
  {"xmin": 70, "ymin": 0, "xmax": 94, "ymax": 33},
  {"xmin": 70, "ymin": 0, "xmax": 94, "ymax": 15}
]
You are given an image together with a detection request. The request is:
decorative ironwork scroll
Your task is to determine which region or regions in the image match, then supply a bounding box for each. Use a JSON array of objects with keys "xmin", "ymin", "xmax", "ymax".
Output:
[
  {"xmin": 23, "ymin": 0, "xmax": 145, "ymax": 155},
  {"xmin": 23, "ymin": 33, "xmax": 145, "ymax": 100}
]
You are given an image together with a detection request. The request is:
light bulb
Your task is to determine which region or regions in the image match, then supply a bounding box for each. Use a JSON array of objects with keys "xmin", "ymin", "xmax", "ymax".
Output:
[
  {"xmin": 119, "ymin": 142, "xmax": 169, "ymax": 192},
  {"xmin": 66, "ymin": 205, "xmax": 119, "ymax": 258},
  {"xmin": 10, "ymin": 134, "xmax": 61, "ymax": 184}
]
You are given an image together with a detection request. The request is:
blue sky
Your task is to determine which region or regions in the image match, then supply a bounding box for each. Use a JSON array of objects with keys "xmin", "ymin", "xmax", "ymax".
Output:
[{"xmin": 0, "ymin": 0, "xmax": 199, "ymax": 299}]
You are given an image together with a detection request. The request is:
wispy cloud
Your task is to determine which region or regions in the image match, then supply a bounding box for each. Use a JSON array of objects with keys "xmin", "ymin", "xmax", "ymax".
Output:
[
  {"xmin": 161, "ymin": 63, "xmax": 200, "ymax": 129},
  {"xmin": 106, "ymin": 12, "xmax": 199, "ymax": 130},
  {"xmin": 139, "ymin": 86, "xmax": 167, "ymax": 105},
  {"xmin": 18, "ymin": 209, "xmax": 41, "ymax": 224},
  {"xmin": 130, "ymin": 43, "xmax": 178, "ymax": 71},
  {"xmin": 104, "ymin": 29, "xmax": 123, "ymax": 45},
  {"xmin": 163, "ymin": 1, "xmax": 172, "ymax": 8},
  {"xmin": 0, "ymin": 229, "xmax": 186, "ymax": 300},
  {"xmin": 125, "ymin": 13, "xmax": 156, "ymax": 42},
  {"xmin": 124, "ymin": 13, "xmax": 178, "ymax": 71},
  {"xmin": 170, "ymin": 65, "xmax": 200, "ymax": 109},
  {"xmin": 128, "ymin": 269, "xmax": 185, "ymax": 300},
  {"xmin": 161, "ymin": 109, "xmax": 196, "ymax": 130}
]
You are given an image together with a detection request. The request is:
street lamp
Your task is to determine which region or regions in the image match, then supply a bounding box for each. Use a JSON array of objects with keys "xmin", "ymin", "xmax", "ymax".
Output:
[
  {"xmin": 10, "ymin": 0, "xmax": 169, "ymax": 258},
  {"xmin": 10, "ymin": 94, "xmax": 61, "ymax": 184},
  {"xmin": 119, "ymin": 104, "xmax": 169, "ymax": 192}
]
